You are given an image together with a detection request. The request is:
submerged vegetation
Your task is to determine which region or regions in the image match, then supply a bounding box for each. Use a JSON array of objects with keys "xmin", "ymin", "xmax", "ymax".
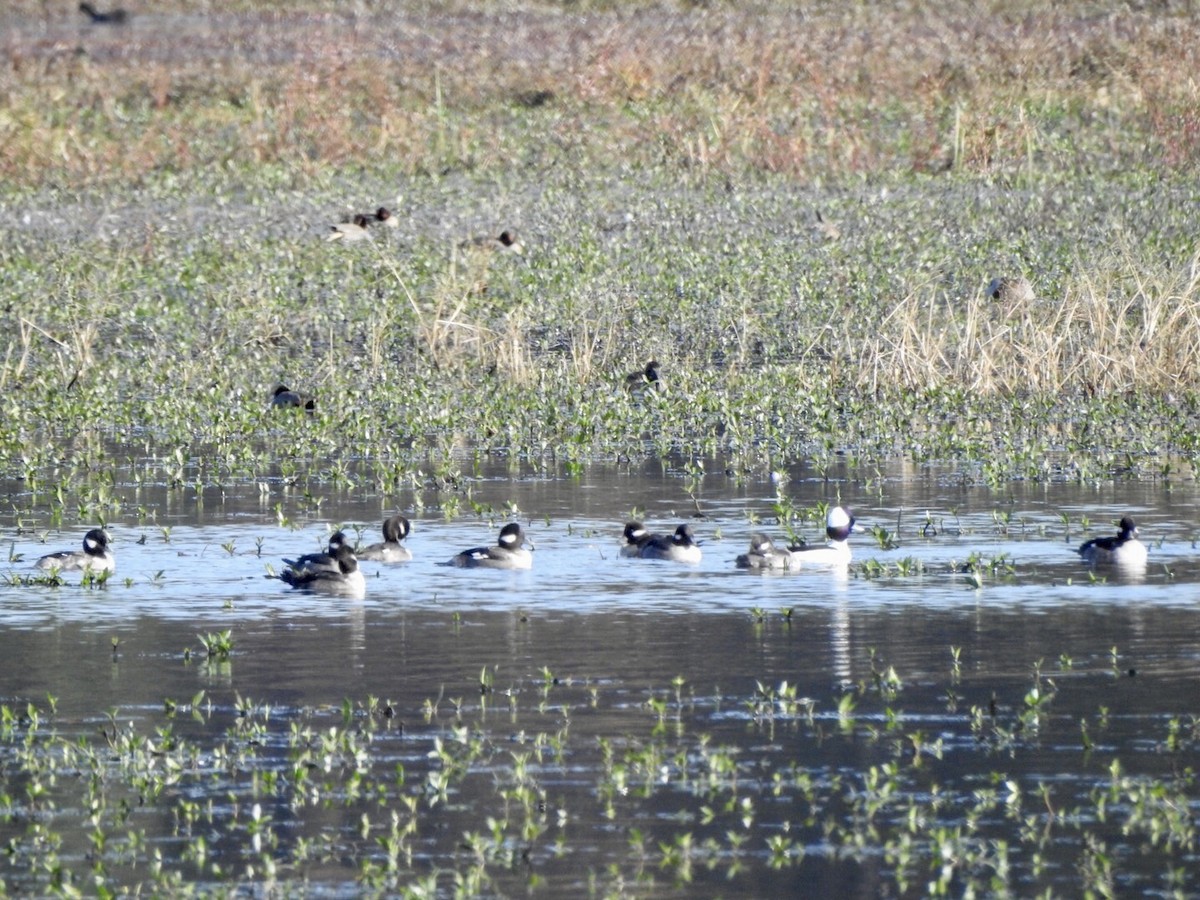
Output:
[{"xmin": 3, "ymin": 641, "xmax": 1199, "ymax": 897}]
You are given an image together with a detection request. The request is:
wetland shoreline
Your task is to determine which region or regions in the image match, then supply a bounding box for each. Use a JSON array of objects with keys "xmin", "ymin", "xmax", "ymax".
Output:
[{"xmin": 3, "ymin": 1, "xmax": 1200, "ymax": 895}]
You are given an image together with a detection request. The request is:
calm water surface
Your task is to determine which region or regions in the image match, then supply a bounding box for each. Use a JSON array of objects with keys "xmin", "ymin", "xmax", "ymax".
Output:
[{"xmin": 3, "ymin": 459, "xmax": 1200, "ymax": 896}]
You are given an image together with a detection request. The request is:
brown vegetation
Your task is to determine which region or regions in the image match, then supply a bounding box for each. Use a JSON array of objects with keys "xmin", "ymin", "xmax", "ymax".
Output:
[{"xmin": 2, "ymin": 2, "xmax": 1199, "ymax": 187}]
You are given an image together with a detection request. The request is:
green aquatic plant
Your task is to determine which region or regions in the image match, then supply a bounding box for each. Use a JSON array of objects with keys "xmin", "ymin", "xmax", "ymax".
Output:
[
  {"xmin": 198, "ymin": 630, "xmax": 233, "ymax": 660},
  {"xmin": 870, "ymin": 524, "xmax": 899, "ymax": 550},
  {"xmin": 2, "ymin": 570, "xmax": 65, "ymax": 587}
]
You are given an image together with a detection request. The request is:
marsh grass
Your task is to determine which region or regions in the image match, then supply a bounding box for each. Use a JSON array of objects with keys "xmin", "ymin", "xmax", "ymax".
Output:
[
  {"xmin": 3, "ymin": 3, "xmax": 1199, "ymax": 187},
  {"xmin": 872, "ymin": 247, "xmax": 1200, "ymax": 395},
  {"xmin": 3, "ymin": 1, "xmax": 1200, "ymax": 491}
]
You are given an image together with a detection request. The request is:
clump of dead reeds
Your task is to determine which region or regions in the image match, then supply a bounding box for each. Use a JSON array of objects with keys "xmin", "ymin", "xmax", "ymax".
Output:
[{"xmin": 866, "ymin": 249, "xmax": 1200, "ymax": 396}]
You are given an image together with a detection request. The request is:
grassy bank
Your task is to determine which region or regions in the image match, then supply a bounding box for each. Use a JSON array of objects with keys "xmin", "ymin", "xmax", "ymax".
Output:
[
  {"xmin": 3, "ymin": 2, "xmax": 1199, "ymax": 186},
  {"xmin": 2, "ymin": 1, "xmax": 1200, "ymax": 491}
]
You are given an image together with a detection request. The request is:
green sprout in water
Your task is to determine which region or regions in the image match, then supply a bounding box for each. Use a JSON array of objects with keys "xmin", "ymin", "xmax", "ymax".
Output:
[{"xmin": 198, "ymin": 630, "xmax": 233, "ymax": 660}]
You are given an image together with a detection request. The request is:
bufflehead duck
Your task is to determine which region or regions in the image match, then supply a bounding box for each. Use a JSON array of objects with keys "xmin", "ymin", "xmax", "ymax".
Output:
[
  {"xmin": 986, "ymin": 276, "xmax": 1035, "ymax": 304},
  {"xmin": 80, "ymin": 3, "xmax": 128, "ymax": 24},
  {"xmin": 281, "ymin": 544, "xmax": 365, "ymax": 596},
  {"xmin": 1078, "ymin": 516, "xmax": 1148, "ymax": 567},
  {"xmin": 325, "ymin": 214, "xmax": 373, "ymax": 242},
  {"xmin": 36, "ymin": 528, "xmax": 115, "ymax": 573},
  {"xmin": 639, "ymin": 523, "xmax": 702, "ymax": 564},
  {"xmin": 283, "ymin": 531, "xmax": 349, "ymax": 576},
  {"xmin": 463, "ymin": 229, "xmax": 524, "ymax": 255},
  {"xmin": 270, "ymin": 384, "xmax": 315, "ymax": 412},
  {"xmin": 624, "ymin": 360, "xmax": 662, "ymax": 393},
  {"xmin": 447, "ymin": 523, "xmax": 533, "ymax": 569},
  {"xmin": 736, "ymin": 533, "xmax": 792, "ymax": 570},
  {"xmin": 788, "ymin": 506, "xmax": 860, "ymax": 567},
  {"xmin": 620, "ymin": 521, "xmax": 652, "ymax": 558},
  {"xmin": 366, "ymin": 207, "xmax": 399, "ymax": 229},
  {"xmin": 357, "ymin": 515, "xmax": 413, "ymax": 563}
]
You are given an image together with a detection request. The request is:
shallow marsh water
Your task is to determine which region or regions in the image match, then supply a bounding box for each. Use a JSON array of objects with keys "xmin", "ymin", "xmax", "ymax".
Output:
[{"xmin": 3, "ymin": 458, "xmax": 1200, "ymax": 896}]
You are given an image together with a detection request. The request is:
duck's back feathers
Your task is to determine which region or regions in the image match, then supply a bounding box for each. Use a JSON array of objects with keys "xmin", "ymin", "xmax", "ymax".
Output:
[
  {"xmin": 283, "ymin": 531, "xmax": 348, "ymax": 575},
  {"xmin": 736, "ymin": 533, "xmax": 791, "ymax": 570}
]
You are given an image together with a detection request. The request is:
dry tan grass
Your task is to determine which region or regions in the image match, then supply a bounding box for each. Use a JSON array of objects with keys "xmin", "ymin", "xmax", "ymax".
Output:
[
  {"xmin": 866, "ymin": 249, "xmax": 1200, "ymax": 396},
  {"xmin": 2, "ymin": 2, "xmax": 1199, "ymax": 186},
  {"xmin": 372, "ymin": 246, "xmax": 539, "ymax": 380}
]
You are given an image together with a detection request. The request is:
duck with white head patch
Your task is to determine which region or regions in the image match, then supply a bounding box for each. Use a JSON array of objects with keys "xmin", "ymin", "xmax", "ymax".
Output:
[
  {"xmin": 358, "ymin": 515, "xmax": 413, "ymax": 563},
  {"xmin": 619, "ymin": 522, "xmax": 653, "ymax": 558},
  {"xmin": 36, "ymin": 528, "xmax": 114, "ymax": 573},
  {"xmin": 788, "ymin": 506, "xmax": 861, "ymax": 568},
  {"xmin": 638, "ymin": 523, "xmax": 702, "ymax": 564},
  {"xmin": 447, "ymin": 523, "xmax": 533, "ymax": 570}
]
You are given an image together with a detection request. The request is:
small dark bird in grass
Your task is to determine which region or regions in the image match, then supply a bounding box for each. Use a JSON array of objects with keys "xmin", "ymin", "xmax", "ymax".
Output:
[
  {"xmin": 271, "ymin": 385, "xmax": 315, "ymax": 413},
  {"xmin": 462, "ymin": 229, "xmax": 524, "ymax": 255},
  {"xmin": 80, "ymin": 3, "xmax": 129, "ymax": 24},
  {"xmin": 625, "ymin": 360, "xmax": 662, "ymax": 394}
]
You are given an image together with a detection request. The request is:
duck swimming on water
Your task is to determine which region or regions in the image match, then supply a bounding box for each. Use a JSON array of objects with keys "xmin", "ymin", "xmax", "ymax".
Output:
[
  {"xmin": 281, "ymin": 544, "xmax": 365, "ymax": 596},
  {"xmin": 637, "ymin": 523, "xmax": 702, "ymax": 564},
  {"xmin": 787, "ymin": 506, "xmax": 861, "ymax": 568},
  {"xmin": 446, "ymin": 523, "xmax": 533, "ymax": 570},
  {"xmin": 357, "ymin": 515, "xmax": 413, "ymax": 563},
  {"xmin": 736, "ymin": 533, "xmax": 792, "ymax": 570},
  {"xmin": 36, "ymin": 528, "xmax": 114, "ymax": 573},
  {"xmin": 1077, "ymin": 516, "xmax": 1147, "ymax": 568}
]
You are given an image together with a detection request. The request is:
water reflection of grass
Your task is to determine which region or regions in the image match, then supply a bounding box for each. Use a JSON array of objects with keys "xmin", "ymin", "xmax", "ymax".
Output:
[{"xmin": 1, "ymin": 652, "xmax": 1197, "ymax": 896}]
